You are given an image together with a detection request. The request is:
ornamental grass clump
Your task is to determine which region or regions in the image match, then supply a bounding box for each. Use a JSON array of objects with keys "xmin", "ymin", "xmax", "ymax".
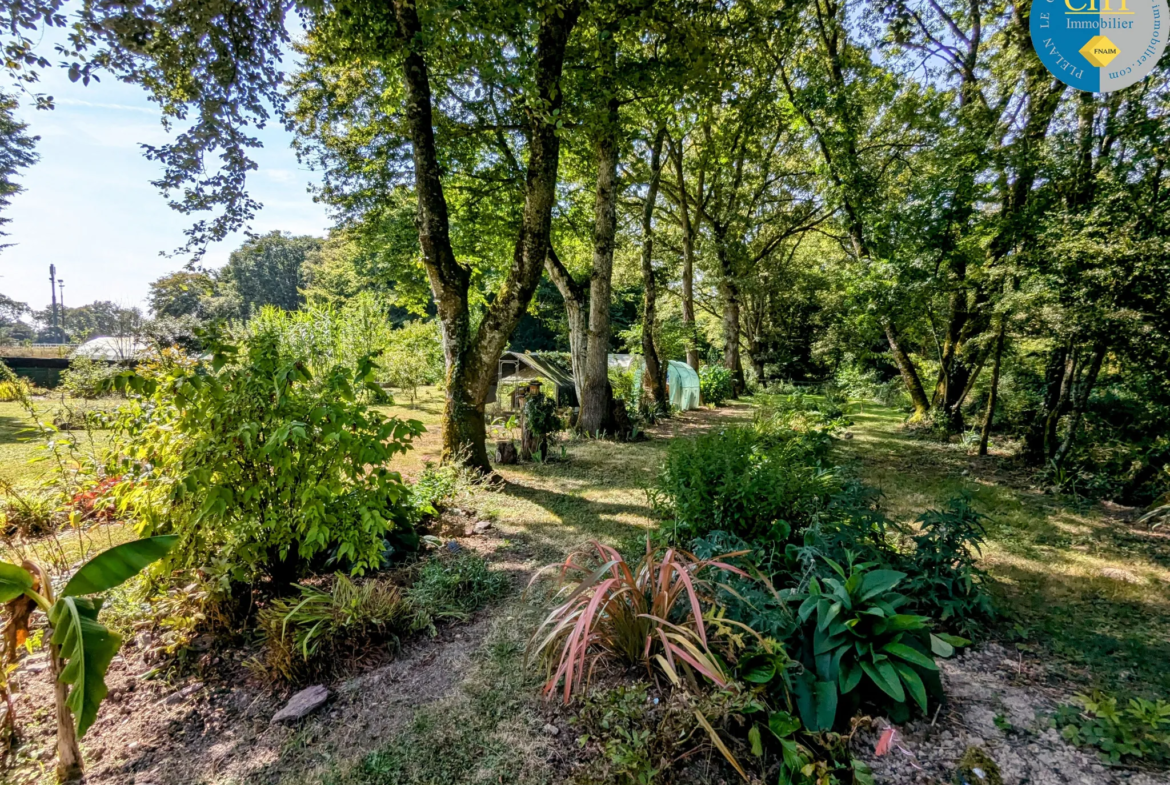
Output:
[{"xmin": 526, "ymin": 540, "xmax": 755, "ymax": 703}]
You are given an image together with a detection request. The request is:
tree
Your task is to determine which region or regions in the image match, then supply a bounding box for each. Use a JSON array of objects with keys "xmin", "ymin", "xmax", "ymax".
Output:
[
  {"xmin": 222, "ymin": 231, "xmax": 322, "ymax": 317},
  {"xmin": 0, "ymin": 91, "xmax": 38, "ymax": 246},
  {"xmin": 147, "ymin": 270, "xmax": 216, "ymax": 318},
  {"xmin": 287, "ymin": 0, "xmax": 583, "ymax": 469},
  {"xmin": 34, "ymin": 301, "xmax": 142, "ymax": 342}
]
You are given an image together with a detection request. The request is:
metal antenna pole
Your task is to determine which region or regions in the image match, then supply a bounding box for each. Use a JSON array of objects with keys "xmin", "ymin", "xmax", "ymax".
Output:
[
  {"xmin": 49, "ymin": 264, "xmax": 59, "ymax": 336},
  {"xmin": 58, "ymin": 279, "xmax": 66, "ymax": 332}
]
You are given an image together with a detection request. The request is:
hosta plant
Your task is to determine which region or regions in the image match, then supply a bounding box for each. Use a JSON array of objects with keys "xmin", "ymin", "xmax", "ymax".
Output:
[
  {"xmin": 0, "ymin": 535, "xmax": 177, "ymax": 782},
  {"xmin": 526, "ymin": 541, "xmax": 753, "ymax": 703},
  {"xmin": 791, "ymin": 558, "xmax": 966, "ymax": 731}
]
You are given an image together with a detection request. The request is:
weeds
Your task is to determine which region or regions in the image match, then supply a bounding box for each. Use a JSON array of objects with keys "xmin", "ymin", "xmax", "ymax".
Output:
[
  {"xmin": 1053, "ymin": 691, "xmax": 1170, "ymax": 766},
  {"xmin": 407, "ymin": 551, "xmax": 510, "ymax": 634}
]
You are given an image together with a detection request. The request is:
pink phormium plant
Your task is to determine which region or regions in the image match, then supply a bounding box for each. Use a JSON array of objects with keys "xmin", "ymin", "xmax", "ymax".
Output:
[{"xmin": 526, "ymin": 540, "xmax": 752, "ymax": 703}]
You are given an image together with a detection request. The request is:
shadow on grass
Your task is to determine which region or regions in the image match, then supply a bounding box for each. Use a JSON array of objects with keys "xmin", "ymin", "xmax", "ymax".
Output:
[
  {"xmin": 993, "ymin": 559, "xmax": 1170, "ymax": 696},
  {"xmin": 0, "ymin": 412, "xmax": 34, "ymax": 445},
  {"xmin": 497, "ymin": 478, "xmax": 653, "ymax": 556}
]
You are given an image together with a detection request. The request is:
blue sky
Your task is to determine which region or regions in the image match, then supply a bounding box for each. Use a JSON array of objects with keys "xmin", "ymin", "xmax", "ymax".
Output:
[{"xmin": 1, "ymin": 55, "xmax": 330, "ymax": 315}]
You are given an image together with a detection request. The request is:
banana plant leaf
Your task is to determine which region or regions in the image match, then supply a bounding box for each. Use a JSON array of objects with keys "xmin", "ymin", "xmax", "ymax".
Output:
[
  {"xmin": 48, "ymin": 596, "xmax": 121, "ymax": 737},
  {"xmin": 0, "ymin": 561, "xmax": 33, "ymax": 603},
  {"xmin": 62, "ymin": 535, "xmax": 178, "ymax": 597}
]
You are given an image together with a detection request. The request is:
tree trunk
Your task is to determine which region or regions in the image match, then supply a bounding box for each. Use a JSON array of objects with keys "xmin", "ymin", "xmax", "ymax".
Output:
[
  {"xmin": 714, "ymin": 235, "xmax": 745, "ymax": 396},
  {"xmin": 1044, "ymin": 343, "xmax": 1079, "ymax": 461},
  {"xmin": 883, "ymin": 319, "xmax": 930, "ymax": 420},
  {"xmin": 577, "ymin": 92, "xmax": 621, "ymax": 434},
  {"xmin": 545, "ymin": 246, "xmax": 588, "ymax": 406},
  {"xmin": 391, "ymin": 0, "xmax": 579, "ymax": 470},
  {"xmin": 978, "ymin": 317, "xmax": 1006, "ymax": 456},
  {"xmin": 1053, "ymin": 340, "xmax": 1107, "ymax": 467},
  {"xmin": 670, "ymin": 138, "xmax": 701, "ymax": 371},
  {"xmin": 640, "ymin": 127, "xmax": 668, "ymax": 407},
  {"xmin": 51, "ymin": 641, "xmax": 83, "ymax": 782}
]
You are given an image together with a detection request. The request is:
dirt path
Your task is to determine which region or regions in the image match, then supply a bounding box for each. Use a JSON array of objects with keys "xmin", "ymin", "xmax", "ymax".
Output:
[{"xmin": 855, "ymin": 643, "xmax": 1166, "ymax": 785}]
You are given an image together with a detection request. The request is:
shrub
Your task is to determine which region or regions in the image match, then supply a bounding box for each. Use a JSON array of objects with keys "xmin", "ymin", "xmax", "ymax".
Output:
[
  {"xmin": 526, "ymin": 540, "xmax": 751, "ymax": 703},
  {"xmin": 0, "ymin": 378, "xmax": 30, "ymax": 402},
  {"xmin": 406, "ymin": 551, "xmax": 509, "ymax": 634},
  {"xmin": 899, "ymin": 496, "xmax": 995, "ymax": 632},
  {"xmin": 411, "ymin": 462, "xmax": 461, "ymax": 518},
  {"xmin": 61, "ymin": 356, "xmax": 122, "ymax": 399},
  {"xmin": 1053, "ymin": 691, "xmax": 1170, "ymax": 765},
  {"xmin": 106, "ymin": 331, "xmax": 425, "ymax": 590},
  {"xmin": 699, "ymin": 365, "xmax": 734, "ymax": 406},
  {"xmin": 789, "ymin": 558, "xmax": 963, "ymax": 730},
  {"xmin": 689, "ymin": 531, "xmax": 797, "ymax": 641},
  {"xmin": 650, "ymin": 427, "xmax": 838, "ymax": 551},
  {"xmin": 259, "ymin": 574, "xmax": 411, "ymax": 682},
  {"xmin": 0, "ymin": 480, "xmax": 59, "ymax": 537}
]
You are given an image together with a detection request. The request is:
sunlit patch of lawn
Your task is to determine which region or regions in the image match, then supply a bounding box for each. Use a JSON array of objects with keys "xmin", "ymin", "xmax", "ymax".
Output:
[{"xmin": 840, "ymin": 400, "xmax": 1170, "ymax": 697}]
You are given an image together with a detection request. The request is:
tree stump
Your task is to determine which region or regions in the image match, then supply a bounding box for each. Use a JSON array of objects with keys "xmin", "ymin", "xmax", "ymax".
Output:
[
  {"xmin": 519, "ymin": 408, "xmax": 548, "ymax": 461},
  {"xmin": 494, "ymin": 440, "xmax": 518, "ymax": 464}
]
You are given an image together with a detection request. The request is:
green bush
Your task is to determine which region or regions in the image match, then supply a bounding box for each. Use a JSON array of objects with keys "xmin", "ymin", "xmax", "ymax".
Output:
[
  {"xmin": 650, "ymin": 426, "xmax": 838, "ymax": 550},
  {"xmin": 412, "ymin": 462, "xmax": 461, "ymax": 518},
  {"xmin": 107, "ymin": 331, "xmax": 425, "ymax": 589},
  {"xmin": 61, "ymin": 355, "xmax": 122, "ymax": 399},
  {"xmin": 406, "ymin": 551, "xmax": 509, "ymax": 634},
  {"xmin": 699, "ymin": 365, "xmax": 734, "ymax": 406},
  {"xmin": 899, "ymin": 496, "xmax": 995, "ymax": 633}
]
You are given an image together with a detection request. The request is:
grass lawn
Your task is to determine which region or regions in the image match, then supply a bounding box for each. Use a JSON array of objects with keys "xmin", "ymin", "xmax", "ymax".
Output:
[
  {"xmin": 0, "ymin": 398, "xmax": 50, "ymax": 487},
  {"xmin": 835, "ymin": 400, "xmax": 1170, "ymax": 699}
]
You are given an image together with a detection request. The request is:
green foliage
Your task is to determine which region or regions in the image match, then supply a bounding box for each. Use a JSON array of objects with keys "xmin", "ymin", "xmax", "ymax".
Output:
[
  {"xmin": 790, "ymin": 558, "xmax": 962, "ymax": 730},
  {"xmin": 242, "ymin": 297, "xmax": 443, "ymax": 405},
  {"xmin": 1053, "ymin": 691, "xmax": 1170, "ymax": 765},
  {"xmin": 522, "ymin": 393, "xmax": 561, "ymax": 438},
  {"xmin": 406, "ymin": 552, "xmax": 509, "ymax": 635},
  {"xmin": 148, "ymin": 270, "xmax": 217, "ymax": 319},
  {"xmin": 899, "ymin": 497, "xmax": 995, "ymax": 633},
  {"xmin": 411, "ymin": 462, "xmax": 461, "ymax": 518},
  {"xmin": 48, "ymin": 596, "xmax": 121, "ymax": 737},
  {"xmin": 62, "ymin": 535, "xmax": 179, "ymax": 596},
  {"xmin": 0, "ymin": 480, "xmax": 58, "ymax": 536},
  {"xmin": 222, "ymin": 231, "xmax": 322, "ymax": 317},
  {"xmin": 106, "ymin": 332, "xmax": 425, "ymax": 588},
  {"xmin": 650, "ymin": 426, "xmax": 837, "ymax": 549},
  {"xmin": 259, "ymin": 574, "xmax": 411, "ymax": 682},
  {"xmin": 379, "ymin": 319, "xmax": 445, "ymax": 405},
  {"xmin": 61, "ymin": 356, "xmax": 122, "ymax": 399},
  {"xmin": 689, "ymin": 531, "xmax": 796, "ymax": 642},
  {"xmin": 699, "ymin": 365, "xmax": 734, "ymax": 407}
]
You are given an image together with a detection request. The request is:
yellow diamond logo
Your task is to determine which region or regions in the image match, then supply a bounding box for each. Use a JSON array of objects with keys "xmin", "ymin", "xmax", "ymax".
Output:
[{"xmin": 1080, "ymin": 36, "xmax": 1121, "ymax": 67}]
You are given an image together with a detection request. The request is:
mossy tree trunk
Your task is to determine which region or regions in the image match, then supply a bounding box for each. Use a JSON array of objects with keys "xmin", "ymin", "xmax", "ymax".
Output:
[
  {"xmin": 391, "ymin": 0, "xmax": 579, "ymax": 470},
  {"xmin": 639, "ymin": 127, "xmax": 668, "ymax": 407},
  {"xmin": 578, "ymin": 86, "xmax": 621, "ymax": 435}
]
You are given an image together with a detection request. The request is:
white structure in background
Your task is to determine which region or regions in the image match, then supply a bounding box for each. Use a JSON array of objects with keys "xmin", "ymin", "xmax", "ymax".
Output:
[{"xmin": 71, "ymin": 336, "xmax": 152, "ymax": 362}]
